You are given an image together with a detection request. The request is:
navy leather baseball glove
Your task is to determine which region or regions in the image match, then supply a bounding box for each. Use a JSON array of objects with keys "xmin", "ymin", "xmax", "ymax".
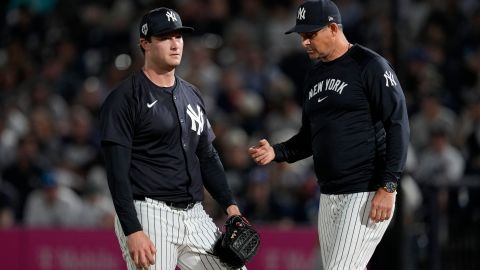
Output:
[{"xmin": 212, "ymin": 215, "xmax": 260, "ymax": 269}]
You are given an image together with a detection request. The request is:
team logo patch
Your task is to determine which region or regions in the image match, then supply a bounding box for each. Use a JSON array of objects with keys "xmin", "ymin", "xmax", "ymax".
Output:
[
  {"xmin": 297, "ymin": 7, "xmax": 306, "ymax": 20},
  {"xmin": 383, "ymin": 70, "xmax": 397, "ymax": 87},
  {"xmin": 186, "ymin": 104, "xmax": 204, "ymax": 135},
  {"xmin": 141, "ymin": 23, "xmax": 148, "ymax": 36}
]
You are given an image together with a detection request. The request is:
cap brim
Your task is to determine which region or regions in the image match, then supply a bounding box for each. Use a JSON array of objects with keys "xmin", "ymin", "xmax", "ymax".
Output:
[
  {"xmin": 285, "ymin": 24, "xmax": 325, "ymax": 34},
  {"xmin": 151, "ymin": 26, "xmax": 195, "ymax": 37}
]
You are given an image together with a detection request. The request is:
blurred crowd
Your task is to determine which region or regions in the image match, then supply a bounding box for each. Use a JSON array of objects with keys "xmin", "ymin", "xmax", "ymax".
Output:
[{"xmin": 0, "ymin": 0, "xmax": 479, "ymax": 254}]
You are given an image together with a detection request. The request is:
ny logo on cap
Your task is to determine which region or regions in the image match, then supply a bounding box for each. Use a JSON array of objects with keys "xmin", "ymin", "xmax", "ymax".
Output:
[
  {"xmin": 297, "ymin": 7, "xmax": 306, "ymax": 20},
  {"xmin": 328, "ymin": 16, "xmax": 334, "ymax": 21},
  {"xmin": 141, "ymin": 23, "xmax": 148, "ymax": 36},
  {"xmin": 166, "ymin": 10, "xmax": 178, "ymax": 22}
]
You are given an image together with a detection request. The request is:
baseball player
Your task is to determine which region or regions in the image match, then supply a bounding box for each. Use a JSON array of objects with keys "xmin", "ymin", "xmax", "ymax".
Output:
[
  {"xmin": 249, "ymin": 1, "xmax": 409, "ymax": 269},
  {"xmin": 99, "ymin": 7, "xmax": 246, "ymax": 270}
]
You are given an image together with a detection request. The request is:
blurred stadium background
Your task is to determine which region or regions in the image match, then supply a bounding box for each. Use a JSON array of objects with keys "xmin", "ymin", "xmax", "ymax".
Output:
[{"xmin": 0, "ymin": 0, "xmax": 479, "ymax": 269}]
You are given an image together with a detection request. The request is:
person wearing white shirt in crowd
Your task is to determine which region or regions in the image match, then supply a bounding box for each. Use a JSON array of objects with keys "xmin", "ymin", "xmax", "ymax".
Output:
[{"xmin": 24, "ymin": 172, "xmax": 84, "ymax": 227}]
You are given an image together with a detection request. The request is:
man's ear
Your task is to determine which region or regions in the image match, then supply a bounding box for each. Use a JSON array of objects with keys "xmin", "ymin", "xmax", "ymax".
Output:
[
  {"xmin": 328, "ymin": 23, "xmax": 339, "ymax": 36},
  {"xmin": 139, "ymin": 38, "xmax": 149, "ymax": 51}
]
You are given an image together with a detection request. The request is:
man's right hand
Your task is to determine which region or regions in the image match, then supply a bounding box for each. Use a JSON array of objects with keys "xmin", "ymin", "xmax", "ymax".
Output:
[
  {"xmin": 127, "ymin": 231, "xmax": 156, "ymax": 270},
  {"xmin": 248, "ymin": 139, "xmax": 275, "ymax": 165}
]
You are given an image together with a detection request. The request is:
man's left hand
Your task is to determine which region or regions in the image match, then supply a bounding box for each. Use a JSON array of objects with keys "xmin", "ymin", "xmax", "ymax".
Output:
[
  {"xmin": 226, "ymin": 204, "xmax": 241, "ymax": 217},
  {"xmin": 369, "ymin": 188, "xmax": 396, "ymax": 223}
]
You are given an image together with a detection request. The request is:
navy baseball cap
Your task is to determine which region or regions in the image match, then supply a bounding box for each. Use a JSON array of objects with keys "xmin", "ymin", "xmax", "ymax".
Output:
[
  {"xmin": 140, "ymin": 7, "xmax": 194, "ymax": 38},
  {"xmin": 285, "ymin": 0, "xmax": 342, "ymax": 34}
]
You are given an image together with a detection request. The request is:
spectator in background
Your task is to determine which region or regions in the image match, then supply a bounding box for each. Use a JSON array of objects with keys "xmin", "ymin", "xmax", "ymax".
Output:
[
  {"xmin": 415, "ymin": 127, "xmax": 465, "ymax": 185},
  {"xmin": 415, "ymin": 126, "xmax": 465, "ymax": 245},
  {"xmin": 268, "ymin": 128, "xmax": 315, "ymax": 224},
  {"xmin": 400, "ymin": 145, "xmax": 423, "ymax": 270},
  {"xmin": 58, "ymin": 105, "xmax": 99, "ymax": 190},
  {"xmin": 2, "ymin": 135, "xmax": 44, "ymax": 222},
  {"xmin": 402, "ymin": 48, "xmax": 442, "ymax": 110},
  {"xmin": 264, "ymin": 2, "xmax": 302, "ymax": 63},
  {"xmin": 24, "ymin": 171, "xmax": 84, "ymax": 227},
  {"xmin": 261, "ymin": 68, "xmax": 301, "ymax": 138},
  {"xmin": 218, "ymin": 127, "xmax": 252, "ymax": 196},
  {"xmin": 17, "ymin": 78, "xmax": 69, "ymax": 127},
  {"xmin": 178, "ymin": 42, "xmax": 222, "ymax": 110},
  {"xmin": 216, "ymin": 68, "xmax": 264, "ymax": 134},
  {"xmin": 0, "ymin": 185, "xmax": 15, "ymax": 228},
  {"xmin": 455, "ymin": 97, "xmax": 480, "ymax": 174},
  {"xmin": 28, "ymin": 106, "xmax": 62, "ymax": 167},
  {"xmin": 242, "ymin": 167, "xmax": 292, "ymax": 225},
  {"xmin": 0, "ymin": 103, "xmax": 30, "ymax": 156},
  {"xmin": 60, "ymin": 164, "xmax": 116, "ymax": 228},
  {"xmin": 0, "ymin": 111, "xmax": 16, "ymax": 171},
  {"xmin": 76, "ymin": 77, "xmax": 107, "ymax": 119},
  {"xmin": 80, "ymin": 178, "xmax": 115, "ymax": 228},
  {"xmin": 410, "ymin": 92, "xmax": 457, "ymax": 151},
  {"xmin": 0, "ymin": 40, "xmax": 35, "ymax": 98}
]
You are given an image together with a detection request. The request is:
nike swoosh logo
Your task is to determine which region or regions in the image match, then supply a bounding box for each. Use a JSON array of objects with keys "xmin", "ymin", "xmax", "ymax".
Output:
[
  {"xmin": 318, "ymin": 96, "xmax": 328, "ymax": 103},
  {"xmin": 147, "ymin": 100, "xmax": 158, "ymax": 108}
]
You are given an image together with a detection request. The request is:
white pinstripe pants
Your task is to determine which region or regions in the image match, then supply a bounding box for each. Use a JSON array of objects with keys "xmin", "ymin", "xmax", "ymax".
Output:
[
  {"xmin": 318, "ymin": 192, "xmax": 393, "ymax": 270},
  {"xmin": 114, "ymin": 198, "xmax": 247, "ymax": 270}
]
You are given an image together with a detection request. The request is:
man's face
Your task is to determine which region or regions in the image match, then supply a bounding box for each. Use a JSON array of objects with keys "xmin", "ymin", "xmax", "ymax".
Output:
[
  {"xmin": 142, "ymin": 31, "xmax": 184, "ymax": 69},
  {"xmin": 299, "ymin": 25, "xmax": 334, "ymax": 61}
]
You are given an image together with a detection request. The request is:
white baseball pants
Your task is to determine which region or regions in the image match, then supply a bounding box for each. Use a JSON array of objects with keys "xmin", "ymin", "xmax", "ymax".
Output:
[
  {"xmin": 318, "ymin": 192, "xmax": 393, "ymax": 270},
  {"xmin": 114, "ymin": 198, "xmax": 247, "ymax": 270}
]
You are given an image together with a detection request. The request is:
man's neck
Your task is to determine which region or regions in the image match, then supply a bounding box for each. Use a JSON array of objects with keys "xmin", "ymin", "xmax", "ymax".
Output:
[
  {"xmin": 142, "ymin": 65, "xmax": 176, "ymax": 87},
  {"xmin": 322, "ymin": 39, "xmax": 352, "ymax": 62}
]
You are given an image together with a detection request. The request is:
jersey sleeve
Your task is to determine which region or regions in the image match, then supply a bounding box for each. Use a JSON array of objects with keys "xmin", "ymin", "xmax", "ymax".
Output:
[
  {"xmin": 197, "ymin": 143, "xmax": 237, "ymax": 210},
  {"xmin": 102, "ymin": 142, "xmax": 142, "ymax": 236},
  {"xmin": 99, "ymin": 85, "xmax": 136, "ymax": 148},
  {"xmin": 195, "ymin": 107, "xmax": 235, "ymax": 210},
  {"xmin": 205, "ymin": 118, "xmax": 216, "ymax": 143},
  {"xmin": 194, "ymin": 85, "xmax": 215, "ymax": 144},
  {"xmin": 363, "ymin": 57, "xmax": 410, "ymax": 184}
]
